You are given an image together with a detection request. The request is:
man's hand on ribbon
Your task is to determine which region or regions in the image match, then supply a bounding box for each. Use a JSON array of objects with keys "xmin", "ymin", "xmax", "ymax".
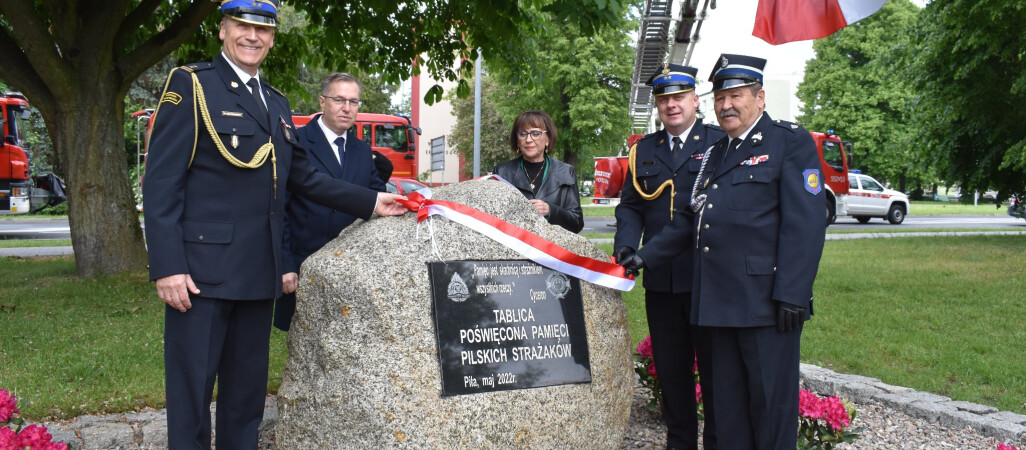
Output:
[
  {"xmin": 375, "ymin": 192, "xmax": 410, "ymax": 216},
  {"xmin": 619, "ymin": 252, "xmax": 645, "ymax": 278},
  {"xmin": 612, "ymin": 246, "xmax": 634, "ymax": 265}
]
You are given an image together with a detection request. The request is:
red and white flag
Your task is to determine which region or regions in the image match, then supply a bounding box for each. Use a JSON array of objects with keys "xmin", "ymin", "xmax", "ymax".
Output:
[{"xmin": 753, "ymin": 0, "xmax": 887, "ymax": 45}]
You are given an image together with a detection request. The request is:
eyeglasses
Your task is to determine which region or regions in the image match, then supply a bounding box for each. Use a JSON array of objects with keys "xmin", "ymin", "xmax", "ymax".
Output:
[
  {"xmin": 517, "ymin": 130, "xmax": 547, "ymax": 140},
  {"xmin": 321, "ymin": 95, "xmax": 362, "ymax": 108}
]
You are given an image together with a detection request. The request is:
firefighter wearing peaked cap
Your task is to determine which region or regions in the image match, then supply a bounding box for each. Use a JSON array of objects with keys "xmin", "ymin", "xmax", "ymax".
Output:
[
  {"xmin": 615, "ymin": 63, "xmax": 724, "ymax": 449},
  {"xmin": 144, "ymin": 2, "xmax": 406, "ymax": 447},
  {"xmin": 630, "ymin": 53, "xmax": 827, "ymax": 449}
]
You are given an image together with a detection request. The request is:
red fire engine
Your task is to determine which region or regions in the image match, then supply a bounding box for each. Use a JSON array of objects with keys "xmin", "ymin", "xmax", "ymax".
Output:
[{"xmin": 0, "ymin": 92, "xmax": 66, "ymax": 214}]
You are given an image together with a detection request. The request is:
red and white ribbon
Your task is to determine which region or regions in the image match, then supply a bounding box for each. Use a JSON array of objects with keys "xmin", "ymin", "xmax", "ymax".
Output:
[{"xmin": 397, "ymin": 176, "xmax": 635, "ymax": 291}]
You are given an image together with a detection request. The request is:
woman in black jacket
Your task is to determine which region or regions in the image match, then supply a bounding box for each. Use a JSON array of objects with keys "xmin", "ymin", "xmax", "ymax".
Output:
[{"xmin": 493, "ymin": 110, "xmax": 584, "ymax": 233}]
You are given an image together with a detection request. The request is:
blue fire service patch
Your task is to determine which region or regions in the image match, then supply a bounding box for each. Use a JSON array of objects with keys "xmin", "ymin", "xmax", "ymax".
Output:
[{"xmin": 803, "ymin": 169, "xmax": 822, "ymax": 195}]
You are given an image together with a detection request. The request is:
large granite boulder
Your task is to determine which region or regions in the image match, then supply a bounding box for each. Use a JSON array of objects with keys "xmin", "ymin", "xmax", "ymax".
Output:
[{"xmin": 275, "ymin": 179, "xmax": 632, "ymax": 448}]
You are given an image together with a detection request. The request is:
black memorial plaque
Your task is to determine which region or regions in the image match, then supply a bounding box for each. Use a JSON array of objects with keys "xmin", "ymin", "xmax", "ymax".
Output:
[{"xmin": 428, "ymin": 260, "xmax": 591, "ymax": 397}]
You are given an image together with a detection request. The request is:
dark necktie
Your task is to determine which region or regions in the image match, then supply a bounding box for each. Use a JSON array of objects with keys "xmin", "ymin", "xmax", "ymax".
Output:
[
  {"xmin": 246, "ymin": 78, "xmax": 268, "ymax": 120},
  {"xmin": 672, "ymin": 136, "xmax": 685, "ymax": 166},
  {"xmin": 723, "ymin": 138, "xmax": 741, "ymax": 165},
  {"xmin": 334, "ymin": 136, "xmax": 345, "ymax": 171}
]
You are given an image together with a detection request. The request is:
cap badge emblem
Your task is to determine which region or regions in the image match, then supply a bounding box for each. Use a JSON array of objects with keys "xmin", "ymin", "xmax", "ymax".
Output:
[{"xmin": 721, "ymin": 56, "xmax": 728, "ymax": 68}]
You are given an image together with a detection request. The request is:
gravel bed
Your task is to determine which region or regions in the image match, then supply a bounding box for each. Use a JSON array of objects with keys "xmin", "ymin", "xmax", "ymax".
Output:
[{"xmin": 618, "ymin": 385, "xmax": 1014, "ymax": 450}]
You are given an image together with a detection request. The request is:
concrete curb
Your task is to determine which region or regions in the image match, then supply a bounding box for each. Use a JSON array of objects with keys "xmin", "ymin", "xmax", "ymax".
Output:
[
  {"xmin": 30, "ymin": 365, "xmax": 1026, "ymax": 449},
  {"xmin": 801, "ymin": 363, "xmax": 1026, "ymax": 445}
]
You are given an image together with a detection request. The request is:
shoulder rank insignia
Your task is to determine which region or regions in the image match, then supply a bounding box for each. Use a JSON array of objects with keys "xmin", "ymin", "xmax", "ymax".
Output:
[
  {"xmin": 791, "ymin": 124, "xmax": 799, "ymax": 129},
  {"xmin": 160, "ymin": 92, "xmax": 182, "ymax": 106},
  {"xmin": 803, "ymin": 169, "xmax": 822, "ymax": 195}
]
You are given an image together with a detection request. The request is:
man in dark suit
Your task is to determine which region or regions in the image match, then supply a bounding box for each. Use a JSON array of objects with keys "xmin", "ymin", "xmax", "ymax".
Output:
[
  {"xmin": 614, "ymin": 64, "xmax": 723, "ymax": 450},
  {"xmin": 143, "ymin": 2, "xmax": 406, "ymax": 448},
  {"xmin": 275, "ymin": 73, "xmax": 387, "ymax": 331},
  {"xmin": 621, "ymin": 54, "xmax": 826, "ymax": 449}
]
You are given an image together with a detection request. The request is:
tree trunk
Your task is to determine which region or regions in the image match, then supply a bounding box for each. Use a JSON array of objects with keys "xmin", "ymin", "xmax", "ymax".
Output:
[{"xmin": 54, "ymin": 85, "xmax": 148, "ymax": 277}]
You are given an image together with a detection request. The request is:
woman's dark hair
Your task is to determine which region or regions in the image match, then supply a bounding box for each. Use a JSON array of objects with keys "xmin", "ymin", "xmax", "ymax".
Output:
[{"xmin": 509, "ymin": 110, "xmax": 558, "ymax": 154}]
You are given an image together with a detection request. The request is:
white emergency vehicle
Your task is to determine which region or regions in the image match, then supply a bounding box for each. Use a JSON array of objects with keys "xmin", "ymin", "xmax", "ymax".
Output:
[{"xmin": 839, "ymin": 172, "xmax": 910, "ymax": 224}]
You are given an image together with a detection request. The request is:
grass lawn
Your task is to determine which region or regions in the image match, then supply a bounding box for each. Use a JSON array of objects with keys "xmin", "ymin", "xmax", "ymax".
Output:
[
  {"xmin": 0, "ymin": 239, "xmax": 72, "ymax": 248},
  {"xmin": 2, "ymin": 235, "xmax": 1024, "ymax": 419},
  {"xmin": 909, "ymin": 201, "xmax": 1007, "ymax": 215}
]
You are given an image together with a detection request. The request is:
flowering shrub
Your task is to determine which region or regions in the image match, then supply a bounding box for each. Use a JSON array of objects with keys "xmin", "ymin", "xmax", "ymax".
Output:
[
  {"xmin": 633, "ymin": 335, "xmax": 704, "ymax": 415},
  {"xmin": 633, "ymin": 335, "xmax": 662, "ymax": 410},
  {"xmin": 0, "ymin": 389, "xmax": 69, "ymax": 450},
  {"xmin": 797, "ymin": 389, "xmax": 861, "ymax": 449},
  {"xmin": 997, "ymin": 443, "xmax": 1020, "ymax": 450}
]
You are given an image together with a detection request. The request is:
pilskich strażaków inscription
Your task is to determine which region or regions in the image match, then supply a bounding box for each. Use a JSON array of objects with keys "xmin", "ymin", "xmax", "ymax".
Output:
[{"xmin": 428, "ymin": 260, "xmax": 591, "ymax": 397}]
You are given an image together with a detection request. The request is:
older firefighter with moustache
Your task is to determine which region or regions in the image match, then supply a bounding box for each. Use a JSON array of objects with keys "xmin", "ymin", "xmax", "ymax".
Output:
[
  {"xmin": 614, "ymin": 64, "xmax": 723, "ymax": 450},
  {"xmin": 621, "ymin": 54, "xmax": 826, "ymax": 449},
  {"xmin": 143, "ymin": 1, "xmax": 406, "ymax": 447}
]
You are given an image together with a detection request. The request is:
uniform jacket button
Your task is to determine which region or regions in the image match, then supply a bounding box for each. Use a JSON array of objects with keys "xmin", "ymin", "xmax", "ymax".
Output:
[
  {"xmin": 749, "ymin": 174, "xmax": 754, "ymax": 180},
  {"xmin": 703, "ymin": 224, "xmax": 710, "ymax": 230},
  {"xmin": 702, "ymin": 246, "xmax": 710, "ymax": 253},
  {"xmin": 712, "ymin": 183, "xmax": 718, "ymax": 189},
  {"xmin": 707, "ymin": 203, "xmax": 714, "ymax": 209},
  {"xmin": 198, "ymin": 235, "xmax": 204, "ymax": 241}
]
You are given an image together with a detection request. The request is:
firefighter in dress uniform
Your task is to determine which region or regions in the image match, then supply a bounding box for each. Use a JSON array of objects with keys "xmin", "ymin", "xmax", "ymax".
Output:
[
  {"xmin": 621, "ymin": 54, "xmax": 826, "ymax": 449},
  {"xmin": 614, "ymin": 63, "xmax": 723, "ymax": 449},
  {"xmin": 143, "ymin": 1, "xmax": 405, "ymax": 447}
]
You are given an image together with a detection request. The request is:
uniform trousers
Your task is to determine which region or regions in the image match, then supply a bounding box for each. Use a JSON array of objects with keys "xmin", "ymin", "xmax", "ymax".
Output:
[
  {"xmin": 701, "ymin": 324, "xmax": 802, "ymax": 450},
  {"xmin": 645, "ymin": 290, "xmax": 717, "ymax": 449},
  {"xmin": 164, "ymin": 296, "xmax": 274, "ymax": 450}
]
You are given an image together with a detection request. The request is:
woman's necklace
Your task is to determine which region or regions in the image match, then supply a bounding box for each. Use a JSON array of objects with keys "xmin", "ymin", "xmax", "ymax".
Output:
[{"xmin": 522, "ymin": 158, "xmax": 547, "ymax": 190}]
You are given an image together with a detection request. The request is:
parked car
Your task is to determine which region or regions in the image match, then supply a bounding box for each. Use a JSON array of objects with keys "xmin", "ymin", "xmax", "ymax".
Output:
[
  {"xmin": 386, "ymin": 177, "xmax": 429, "ymax": 196},
  {"xmin": 844, "ymin": 173, "xmax": 910, "ymax": 224},
  {"xmin": 1009, "ymin": 197, "xmax": 1025, "ymax": 220}
]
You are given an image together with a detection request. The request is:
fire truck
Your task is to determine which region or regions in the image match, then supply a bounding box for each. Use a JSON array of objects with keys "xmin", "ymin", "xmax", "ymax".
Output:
[
  {"xmin": 133, "ymin": 111, "xmax": 421, "ymax": 199},
  {"xmin": 591, "ymin": 130, "xmax": 853, "ymax": 226},
  {"xmin": 0, "ymin": 92, "xmax": 66, "ymax": 215},
  {"xmin": 292, "ymin": 113, "xmax": 420, "ymax": 179}
]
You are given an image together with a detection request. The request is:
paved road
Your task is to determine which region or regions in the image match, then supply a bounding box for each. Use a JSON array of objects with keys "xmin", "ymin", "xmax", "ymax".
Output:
[{"xmin": 584, "ymin": 214, "xmax": 1025, "ymax": 234}]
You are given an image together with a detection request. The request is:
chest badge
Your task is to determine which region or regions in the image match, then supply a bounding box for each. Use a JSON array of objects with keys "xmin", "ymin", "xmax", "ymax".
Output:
[
  {"xmin": 231, "ymin": 135, "xmax": 239, "ymax": 149},
  {"xmin": 740, "ymin": 154, "xmax": 769, "ymax": 166}
]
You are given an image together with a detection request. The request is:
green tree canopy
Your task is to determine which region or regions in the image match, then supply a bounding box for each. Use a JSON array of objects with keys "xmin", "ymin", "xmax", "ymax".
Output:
[
  {"xmin": 906, "ymin": 0, "xmax": 1026, "ymax": 198},
  {"xmin": 449, "ymin": 10, "xmax": 635, "ymax": 181},
  {"xmin": 796, "ymin": 0, "xmax": 924, "ymax": 191},
  {"xmin": 0, "ymin": 0, "xmax": 625, "ymax": 276}
]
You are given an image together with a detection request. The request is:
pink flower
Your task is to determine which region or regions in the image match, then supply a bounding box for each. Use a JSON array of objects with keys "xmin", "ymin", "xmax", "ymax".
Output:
[
  {"xmin": 0, "ymin": 427, "xmax": 20, "ymax": 450},
  {"xmin": 997, "ymin": 444, "xmax": 1019, "ymax": 450},
  {"xmin": 798, "ymin": 389, "xmax": 824, "ymax": 419},
  {"xmin": 636, "ymin": 335, "xmax": 653, "ymax": 359},
  {"xmin": 647, "ymin": 361, "xmax": 658, "ymax": 379},
  {"xmin": 822, "ymin": 396, "xmax": 851, "ymax": 431},
  {"xmin": 17, "ymin": 424, "xmax": 54, "ymax": 448},
  {"xmin": 0, "ymin": 390, "xmax": 18, "ymax": 423},
  {"xmin": 692, "ymin": 354, "xmax": 698, "ymax": 373},
  {"xmin": 695, "ymin": 383, "xmax": 703, "ymax": 403}
]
